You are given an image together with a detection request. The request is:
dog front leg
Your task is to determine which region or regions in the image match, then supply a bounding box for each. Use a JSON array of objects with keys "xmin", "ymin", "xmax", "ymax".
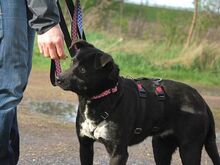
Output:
[
  {"xmin": 179, "ymin": 142, "xmax": 203, "ymax": 165},
  {"xmin": 79, "ymin": 137, "xmax": 94, "ymax": 165},
  {"xmin": 105, "ymin": 143, "xmax": 128, "ymax": 165}
]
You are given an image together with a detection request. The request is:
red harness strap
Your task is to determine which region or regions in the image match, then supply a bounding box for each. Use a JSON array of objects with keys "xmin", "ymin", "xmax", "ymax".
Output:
[
  {"xmin": 156, "ymin": 86, "xmax": 164, "ymax": 94},
  {"xmin": 155, "ymin": 86, "xmax": 165, "ymax": 100},
  {"xmin": 137, "ymin": 82, "xmax": 165, "ymax": 100},
  {"xmin": 137, "ymin": 83, "xmax": 147, "ymax": 98}
]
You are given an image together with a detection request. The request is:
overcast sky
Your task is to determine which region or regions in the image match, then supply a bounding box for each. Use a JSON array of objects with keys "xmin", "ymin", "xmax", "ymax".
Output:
[{"xmin": 125, "ymin": 0, "xmax": 194, "ymax": 8}]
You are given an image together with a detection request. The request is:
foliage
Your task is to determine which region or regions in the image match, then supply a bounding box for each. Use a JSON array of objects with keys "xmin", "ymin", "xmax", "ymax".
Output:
[
  {"xmin": 32, "ymin": 31, "xmax": 220, "ymax": 86},
  {"xmin": 202, "ymin": 0, "xmax": 220, "ymax": 13},
  {"xmin": 59, "ymin": 0, "xmax": 220, "ymax": 43},
  {"xmin": 33, "ymin": 1, "xmax": 220, "ymax": 86}
]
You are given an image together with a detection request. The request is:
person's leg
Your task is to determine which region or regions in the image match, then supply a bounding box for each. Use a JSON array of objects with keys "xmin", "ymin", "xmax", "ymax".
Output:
[{"xmin": 0, "ymin": 0, "xmax": 35, "ymax": 164}]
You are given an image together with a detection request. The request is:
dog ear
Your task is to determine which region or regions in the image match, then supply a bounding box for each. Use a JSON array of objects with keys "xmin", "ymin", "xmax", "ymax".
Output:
[
  {"xmin": 95, "ymin": 53, "xmax": 113, "ymax": 69},
  {"xmin": 72, "ymin": 40, "xmax": 94, "ymax": 49}
]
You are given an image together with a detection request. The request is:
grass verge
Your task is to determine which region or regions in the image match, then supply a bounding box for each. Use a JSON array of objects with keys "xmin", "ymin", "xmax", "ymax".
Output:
[{"xmin": 32, "ymin": 30, "xmax": 220, "ymax": 87}]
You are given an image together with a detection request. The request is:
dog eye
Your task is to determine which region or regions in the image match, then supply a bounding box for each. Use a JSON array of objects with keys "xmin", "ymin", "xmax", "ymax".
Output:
[{"xmin": 78, "ymin": 66, "xmax": 86, "ymax": 74}]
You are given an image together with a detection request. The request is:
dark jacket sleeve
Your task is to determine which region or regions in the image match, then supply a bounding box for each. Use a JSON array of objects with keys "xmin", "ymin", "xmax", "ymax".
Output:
[{"xmin": 26, "ymin": 0, "xmax": 60, "ymax": 34}]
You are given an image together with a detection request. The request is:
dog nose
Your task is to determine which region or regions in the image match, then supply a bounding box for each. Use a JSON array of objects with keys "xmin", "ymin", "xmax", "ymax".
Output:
[{"xmin": 56, "ymin": 76, "xmax": 63, "ymax": 84}]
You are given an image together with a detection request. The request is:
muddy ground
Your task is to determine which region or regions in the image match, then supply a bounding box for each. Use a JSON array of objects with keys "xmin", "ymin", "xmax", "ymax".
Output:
[{"xmin": 17, "ymin": 71, "xmax": 220, "ymax": 165}]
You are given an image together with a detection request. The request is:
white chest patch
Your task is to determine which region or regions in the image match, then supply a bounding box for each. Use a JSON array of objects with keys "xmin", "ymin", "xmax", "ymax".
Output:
[
  {"xmin": 80, "ymin": 106, "xmax": 117, "ymax": 141},
  {"xmin": 80, "ymin": 117, "xmax": 96, "ymax": 139}
]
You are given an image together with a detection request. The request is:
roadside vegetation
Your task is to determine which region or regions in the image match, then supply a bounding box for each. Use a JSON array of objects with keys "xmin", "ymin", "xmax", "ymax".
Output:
[{"xmin": 32, "ymin": 0, "xmax": 220, "ymax": 86}]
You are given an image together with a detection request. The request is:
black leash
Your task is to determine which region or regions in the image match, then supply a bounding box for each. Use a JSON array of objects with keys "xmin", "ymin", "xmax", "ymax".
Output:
[{"xmin": 50, "ymin": 0, "xmax": 86, "ymax": 86}]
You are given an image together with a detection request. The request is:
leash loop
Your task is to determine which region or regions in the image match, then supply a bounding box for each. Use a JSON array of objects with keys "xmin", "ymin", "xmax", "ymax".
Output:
[
  {"xmin": 70, "ymin": 0, "xmax": 85, "ymax": 48},
  {"xmin": 50, "ymin": 0, "xmax": 86, "ymax": 86}
]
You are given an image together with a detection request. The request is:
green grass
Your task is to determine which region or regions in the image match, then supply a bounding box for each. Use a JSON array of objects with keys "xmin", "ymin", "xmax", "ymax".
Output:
[
  {"xmin": 121, "ymin": 2, "xmax": 192, "ymax": 22},
  {"xmin": 112, "ymin": 51, "xmax": 220, "ymax": 86},
  {"xmin": 32, "ymin": 30, "xmax": 220, "ymax": 87}
]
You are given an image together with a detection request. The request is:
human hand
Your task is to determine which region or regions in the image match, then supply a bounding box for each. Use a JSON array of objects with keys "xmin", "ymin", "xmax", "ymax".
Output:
[{"xmin": 37, "ymin": 24, "xmax": 66, "ymax": 60}]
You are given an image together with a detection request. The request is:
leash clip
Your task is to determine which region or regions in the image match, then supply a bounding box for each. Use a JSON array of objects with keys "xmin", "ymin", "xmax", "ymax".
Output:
[{"xmin": 101, "ymin": 112, "xmax": 109, "ymax": 120}]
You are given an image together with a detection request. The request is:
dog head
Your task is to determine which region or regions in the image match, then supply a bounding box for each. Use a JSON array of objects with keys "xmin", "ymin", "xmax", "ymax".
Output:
[{"xmin": 56, "ymin": 40, "xmax": 119, "ymax": 97}]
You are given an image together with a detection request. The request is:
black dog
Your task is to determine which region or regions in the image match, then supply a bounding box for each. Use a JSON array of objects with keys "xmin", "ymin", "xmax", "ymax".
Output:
[{"xmin": 57, "ymin": 40, "xmax": 220, "ymax": 165}]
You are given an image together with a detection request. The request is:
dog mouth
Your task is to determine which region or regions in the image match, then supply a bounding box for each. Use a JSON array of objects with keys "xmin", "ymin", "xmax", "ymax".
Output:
[{"xmin": 55, "ymin": 76, "xmax": 71, "ymax": 90}]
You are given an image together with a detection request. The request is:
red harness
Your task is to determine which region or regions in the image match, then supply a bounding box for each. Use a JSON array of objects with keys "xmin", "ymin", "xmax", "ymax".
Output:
[
  {"xmin": 90, "ymin": 81, "xmax": 165, "ymax": 100},
  {"xmin": 137, "ymin": 82, "xmax": 165, "ymax": 100}
]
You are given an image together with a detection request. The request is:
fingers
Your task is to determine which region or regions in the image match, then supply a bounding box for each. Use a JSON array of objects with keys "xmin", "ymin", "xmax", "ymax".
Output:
[
  {"xmin": 48, "ymin": 43, "xmax": 58, "ymax": 59},
  {"xmin": 55, "ymin": 38, "xmax": 66, "ymax": 59},
  {"xmin": 38, "ymin": 39, "xmax": 65, "ymax": 59},
  {"xmin": 38, "ymin": 42, "xmax": 43, "ymax": 54},
  {"xmin": 37, "ymin": 24, "xmax": 66, "ymax": 60}
]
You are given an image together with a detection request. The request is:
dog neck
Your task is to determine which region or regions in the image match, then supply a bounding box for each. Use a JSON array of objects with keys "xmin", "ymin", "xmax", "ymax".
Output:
[{"xmin": 90, "ymin": 83, "xmax": 118, "ymax": 100}]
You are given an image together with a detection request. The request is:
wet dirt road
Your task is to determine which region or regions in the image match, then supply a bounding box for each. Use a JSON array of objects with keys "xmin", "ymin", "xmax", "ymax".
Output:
[{"xmin": 18, "ymin": 71, "xmax": 220, "ymax": 165}]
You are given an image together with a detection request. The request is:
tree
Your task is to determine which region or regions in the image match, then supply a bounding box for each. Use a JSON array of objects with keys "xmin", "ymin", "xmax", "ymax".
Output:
[
  {"xmin": 202, "ymin": 0, "xmax": 220, "ymax": 13},
  {"xmin": 119, "ymin": 0, "xmax": 124, "ymax": 36},
  {"xmin": 185, "ymin": 0, "xmax": 199, "ymax": 47}
]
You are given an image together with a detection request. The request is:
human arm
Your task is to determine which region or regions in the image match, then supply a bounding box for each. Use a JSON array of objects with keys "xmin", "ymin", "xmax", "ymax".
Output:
[{"xmin": 27, "ymin": 0, "xmax": 66, "ymax": 59}]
